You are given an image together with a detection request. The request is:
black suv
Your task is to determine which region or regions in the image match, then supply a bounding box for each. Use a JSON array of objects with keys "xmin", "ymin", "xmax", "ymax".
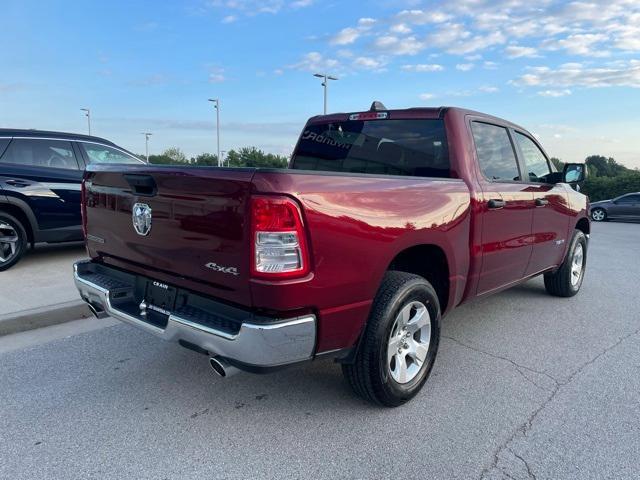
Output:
[{"xmin": 0, "ymin": 129, "xmax": 143, "ymax": 270}]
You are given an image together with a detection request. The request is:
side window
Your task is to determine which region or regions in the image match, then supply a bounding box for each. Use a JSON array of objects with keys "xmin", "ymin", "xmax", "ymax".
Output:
[
  {"xmin": 471, "ymin": 122, "xmax": 520, "ymax": 181},
  {"xmin": 80, "ymin": 142, "xmax": 142, "ymax": 165},
  {"xmin": 515, "ymin": 132, "xmax": 551, "ymax": 183},
  {"xmin": 617, "ymin": 195, "xmax": 640, "ymax": 204},
  {"xmin": 0, "ymin": 139, "xmax": 10, "ymax": 158},
  {"xmin": 0, "ymin": 139, "xmax": 79, "ymax": 170}
]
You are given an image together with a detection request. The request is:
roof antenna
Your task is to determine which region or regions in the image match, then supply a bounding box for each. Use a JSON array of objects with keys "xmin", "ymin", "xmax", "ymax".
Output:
[{"xmin": 370, "ymin": 101, "xmax": 387, "ymax": 111}]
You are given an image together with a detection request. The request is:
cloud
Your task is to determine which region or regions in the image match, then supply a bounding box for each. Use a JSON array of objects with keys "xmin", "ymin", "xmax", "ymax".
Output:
[
  {"xmin": 208, "ymin": 67, "xmax": 226, "ymax": 83},
  {"xmin": 221, "ymin": 15, "xmax": 237, "ymax": 23},
  {"xmin": 290, "ymin": 52, "xmax": 340, "ymax": 72},
  {"xmin": 331, "ymin": 27, "xmax": 361, "ymax": 45},
  {"xmin": 505, "ymin": 45, "xmax": 539, "ymax": 58},
  {"xmin": 396, "ymin": 9, "xmax": 451, "ymax": 24},
  {"xmin": 546, "ymin": 33, "xmax": 610, "ymax": 57},
  {"xmin": 538, "ymin": 89, "xmax": 572, "ymax": 97},
  {"xmin": 456, "ymin": 63, "xmax": 474, "ymax": 71},
  {"xmin": 390, "ymin": 23, "xmax": 412, "ymax": 34},
  {"xmin": 401, "ymin": 64, "xmax": 444, "ymax": 72},
  {"xmin": 478, "ymin": 85, "xmax": 499, "ymax": 93},
  {"xmin": 512, "ymin": 60, "xmax": 640, "ymax": 88},
  {"xmin": 353, "ymin": 56, "xmax": 386, "ymax": 70},
  {"xmin": 373, "ymin": 35, "xmax": 425, "ymax": 55},
  {"xmin": 330, "ymin": 17, "xmax": 376, "ymax": 45},
  {"xmin": 419, "ymin": 93, "xmax": 436, "ymax": 100}
]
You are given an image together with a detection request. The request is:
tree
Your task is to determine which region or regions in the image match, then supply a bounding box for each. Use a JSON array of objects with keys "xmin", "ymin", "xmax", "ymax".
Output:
[
  {"xmin": 149, "ymin": 147, "xmax": 188, "ymax": 165},
  {"xmin": 585, "ymin": 155, "xmax": 630, "ymax": 177},
  {"xmin": 582, "ymin": 171, "xmax": 640, "ymax": 202},
  {"xmin": 550, "ymin": 157, "xmax": 564, "ymax": 171},
  {"xmin": 191, "ymin": 153, "xmax": 218, "ymax": 166},
  {"xmin": 226, "ymin": 147, "xmax": 289, "ymax": 168}
]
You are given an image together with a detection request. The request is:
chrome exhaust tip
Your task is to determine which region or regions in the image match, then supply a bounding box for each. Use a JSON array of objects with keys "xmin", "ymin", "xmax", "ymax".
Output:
[
  {"xmin": 86, "ymin": 302, "xmax": 108, "ymax": 319},
  {"xmin": 209, "ymin": 357, "xmax": 240, "ymax": 378}
]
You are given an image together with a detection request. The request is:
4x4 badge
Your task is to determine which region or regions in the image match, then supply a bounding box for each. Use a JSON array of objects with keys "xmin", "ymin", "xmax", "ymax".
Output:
[{"xmin": 132, "ymin": 203, "xmax": 152, "ymax": 236}]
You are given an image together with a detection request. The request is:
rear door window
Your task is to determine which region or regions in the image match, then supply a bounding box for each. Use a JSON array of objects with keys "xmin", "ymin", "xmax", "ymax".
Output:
[
  {"xmin": 471, "ymin": 122, "xmax": 520, "ymax": 181},
  {"xmin": 80, "ymin": 142, "xmax": 143, "ymax": 165},
  {"xmin": 0, "ymin": 139, "xmax": 80, "ymax": 170},
  {"xmin": 291, "ymin": 119, "xmax": 450, "ymax": 178}
]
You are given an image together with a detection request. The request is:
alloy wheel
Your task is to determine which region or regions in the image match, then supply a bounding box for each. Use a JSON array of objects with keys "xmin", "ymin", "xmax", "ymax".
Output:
[
  {"xmin": 387, "ymin": 301, "xmax": 431, "ymax": 384},
  {"xmin": 0, "ymin": 222, "xmax": 19, "ymax": 264},
  {"xmin": 571, "ymin": 243, "xmax": 584, "ymax": 287},
  {"xmin": 591, "ymin": 209, "xmax": 605, "ymax": 221}
]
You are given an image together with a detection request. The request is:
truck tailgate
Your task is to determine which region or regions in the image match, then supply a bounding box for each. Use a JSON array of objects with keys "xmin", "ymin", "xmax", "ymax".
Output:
[{"xmin": 83, "ymin": 165, "xmax": 255, "ymax": 305}]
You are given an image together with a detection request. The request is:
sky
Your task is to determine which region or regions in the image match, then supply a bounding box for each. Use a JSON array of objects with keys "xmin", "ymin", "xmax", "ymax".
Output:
[{"xmin": 1, "ymin": 0, "xmax": 639, "ymax": 167}]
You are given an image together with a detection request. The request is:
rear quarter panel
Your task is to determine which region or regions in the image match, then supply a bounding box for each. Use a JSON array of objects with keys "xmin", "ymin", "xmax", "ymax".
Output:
[{"xmin": 252, "ymin": 171, "xmax": 471, "ymax": 352}]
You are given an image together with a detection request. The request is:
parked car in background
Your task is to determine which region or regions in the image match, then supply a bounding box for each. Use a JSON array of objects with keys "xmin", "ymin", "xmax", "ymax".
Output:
[
  {"xmin": 0, "ymin": 129, "xmax": 143, "ymax": 270},
  {"xmin": 74, "ymin": 105, "xmax": 589, "ymax": 406},
  {"xmin": 590, "ymin": 193, "xmax": 640, "ymax": 222}
]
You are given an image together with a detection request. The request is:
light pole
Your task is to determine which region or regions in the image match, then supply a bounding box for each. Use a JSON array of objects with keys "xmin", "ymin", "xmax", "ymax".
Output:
[
  {"xmin": 313, "ymin": 73, "xmax": 338, "ymax": 114},
  {"xmin": 141, "ymin": 132, "xmax": 152, "ymax": 162},
  {"xmin": 220, "ymin": 150, "xmax": 227, "ymax": 167},
  {"xmin": 208, "ymin": 98, "xmax": 221, "ymax": 167},
  {"xmin": 80, "ymin": 108, "xmax": 91, "ymax": 135}
]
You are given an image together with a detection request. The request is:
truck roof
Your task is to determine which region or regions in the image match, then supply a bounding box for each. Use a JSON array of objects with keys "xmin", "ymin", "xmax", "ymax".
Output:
[{"xmin": 307, "ymin": 106, "xmax": 529, "ymax": 133}]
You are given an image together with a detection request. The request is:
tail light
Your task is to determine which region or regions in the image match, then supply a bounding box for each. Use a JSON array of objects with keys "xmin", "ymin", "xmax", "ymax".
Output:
[
  {"xmin": 250, "ymin": 195, "xmax": 310, "ymax": 279},
  {"xmin": 80, "ymin": 179, "xmax": 87, "ymax": 238}
]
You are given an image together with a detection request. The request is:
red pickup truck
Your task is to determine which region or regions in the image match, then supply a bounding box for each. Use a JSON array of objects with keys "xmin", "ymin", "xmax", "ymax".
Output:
[{"xmin": 74, "ymin": 105, "xmax": 589, "ymax": 406}]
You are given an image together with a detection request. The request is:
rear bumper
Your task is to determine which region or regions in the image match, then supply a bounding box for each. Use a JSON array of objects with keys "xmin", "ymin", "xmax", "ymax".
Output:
[{"xmin": 73, "ymin": 260, "xmax": 316, "ymax": 368}]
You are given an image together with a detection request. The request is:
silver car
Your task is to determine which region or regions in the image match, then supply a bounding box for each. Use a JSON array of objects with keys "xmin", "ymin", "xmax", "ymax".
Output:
[{"xmin": 590, "ymin": 192, "xmax": 640, "ymax": 221}]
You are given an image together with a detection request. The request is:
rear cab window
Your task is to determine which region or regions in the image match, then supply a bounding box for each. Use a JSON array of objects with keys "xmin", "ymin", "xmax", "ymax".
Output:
[{"xmin": 291, "ymin": 118, "xmax": 451, "ymax": 178}]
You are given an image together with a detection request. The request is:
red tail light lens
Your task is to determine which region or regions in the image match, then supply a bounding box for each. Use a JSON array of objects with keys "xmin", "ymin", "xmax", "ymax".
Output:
[{"xmin": 251, "ymin": 196, "xmax": 310, "ymax": 278}]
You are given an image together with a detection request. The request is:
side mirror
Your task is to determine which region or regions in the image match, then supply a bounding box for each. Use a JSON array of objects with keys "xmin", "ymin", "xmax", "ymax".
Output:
[{"xmin": 563, "ymin": 163, "xmax": 586, "ymax": 184}]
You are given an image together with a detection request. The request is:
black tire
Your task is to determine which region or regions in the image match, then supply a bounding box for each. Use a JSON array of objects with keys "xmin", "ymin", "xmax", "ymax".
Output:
[
  {"xmin": 342, "ymin": 271, "xmax": 441, "ymax": 407},
  {"xmin": 0, "ymin": 212, "xmax": 28, "ymax": 271},
  {"xmin": 591, "ymin": 208, "xmax": 607, "ymax": 222},
  {"xmin": 544, "ymin": 229, "xmax": 587, "ymax": 297}
]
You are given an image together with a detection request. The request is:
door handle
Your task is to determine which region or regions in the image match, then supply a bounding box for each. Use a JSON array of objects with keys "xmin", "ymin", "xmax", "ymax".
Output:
[
  {"xmin": 535, "ymin": 198, "xmax": 549, "ymax": 207},
  {"xmin": 487, "ymin": 199, "xmax": 506, "ymax": 209}
]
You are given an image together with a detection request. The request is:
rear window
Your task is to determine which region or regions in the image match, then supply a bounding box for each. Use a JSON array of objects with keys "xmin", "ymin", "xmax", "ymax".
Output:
[{"xmin": 291, "ymin": 119, "xmax": 450, "ymax": 178}]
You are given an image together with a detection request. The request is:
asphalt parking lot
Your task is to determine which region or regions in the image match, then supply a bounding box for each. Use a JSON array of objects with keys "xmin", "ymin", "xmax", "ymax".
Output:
[{"xmin": 1, "ymin": 221, "xmax": 638, "ymax": 480}]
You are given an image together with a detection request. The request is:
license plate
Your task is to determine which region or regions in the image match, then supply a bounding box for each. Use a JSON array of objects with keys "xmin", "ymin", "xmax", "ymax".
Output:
[{"xmin": 144, "ymin": 280, "xmax": 176, "ymax": 315}]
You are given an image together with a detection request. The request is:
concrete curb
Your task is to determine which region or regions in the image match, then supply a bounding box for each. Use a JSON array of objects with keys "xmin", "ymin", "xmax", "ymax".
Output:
[{"xmin": 0, "ymin": 300, "xmax": 92, "ymax": 336}]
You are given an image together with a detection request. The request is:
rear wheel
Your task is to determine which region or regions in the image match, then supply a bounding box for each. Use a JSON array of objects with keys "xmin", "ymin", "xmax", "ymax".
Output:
[
  {"xmin": 544, "ymin": 229, "xmax": 587, "ymax": 297},
  {"xmin": 591, "ymin": 208, "xmax": 607, "ymax": 222},
  {"xmin": 0, "ymin": 212, "xmax": 28, "ymax": 271},
  {"xmin": 342, "ymin": 271, "xmax": 441, "ymax": 407}
]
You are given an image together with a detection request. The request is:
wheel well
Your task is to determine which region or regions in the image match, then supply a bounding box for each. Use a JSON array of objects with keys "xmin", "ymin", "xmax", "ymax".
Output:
[
  {"xmin": 0, "ymin": 204, "xmax": 34, "ymax": 244},
  {"xmin": 388, "ymin": 244, "xmax": 449, "ymax": 312},
  {"xmin": 576, "ymin": 217, "xmax": 590, "ymax": 235}
]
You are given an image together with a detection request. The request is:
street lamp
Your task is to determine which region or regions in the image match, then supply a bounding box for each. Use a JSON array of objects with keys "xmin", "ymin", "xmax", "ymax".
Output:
[
  {"xmin": 208, "ymin": 98, "xmax": 221, "ymax": 167},
  {"xmin": 80, "ymin": 108, "xmax": 91, "ymax": 135},
  {"xmin": 313, "ymin": 73, "xmax": 338, "ymax": 114},
  {"xmin": 220, "ymin": 150, "xmax": 227, "ymax": 167},
  {"xmin": 141, "ymin": 132, "xmax": 152, "ymax": 162}
]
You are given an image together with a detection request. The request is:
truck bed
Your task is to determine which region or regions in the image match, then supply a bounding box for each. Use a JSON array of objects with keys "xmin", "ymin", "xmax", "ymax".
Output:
[{"xmin": 83, "ymin": 164, "xmax": 471, "ymax": 352}]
